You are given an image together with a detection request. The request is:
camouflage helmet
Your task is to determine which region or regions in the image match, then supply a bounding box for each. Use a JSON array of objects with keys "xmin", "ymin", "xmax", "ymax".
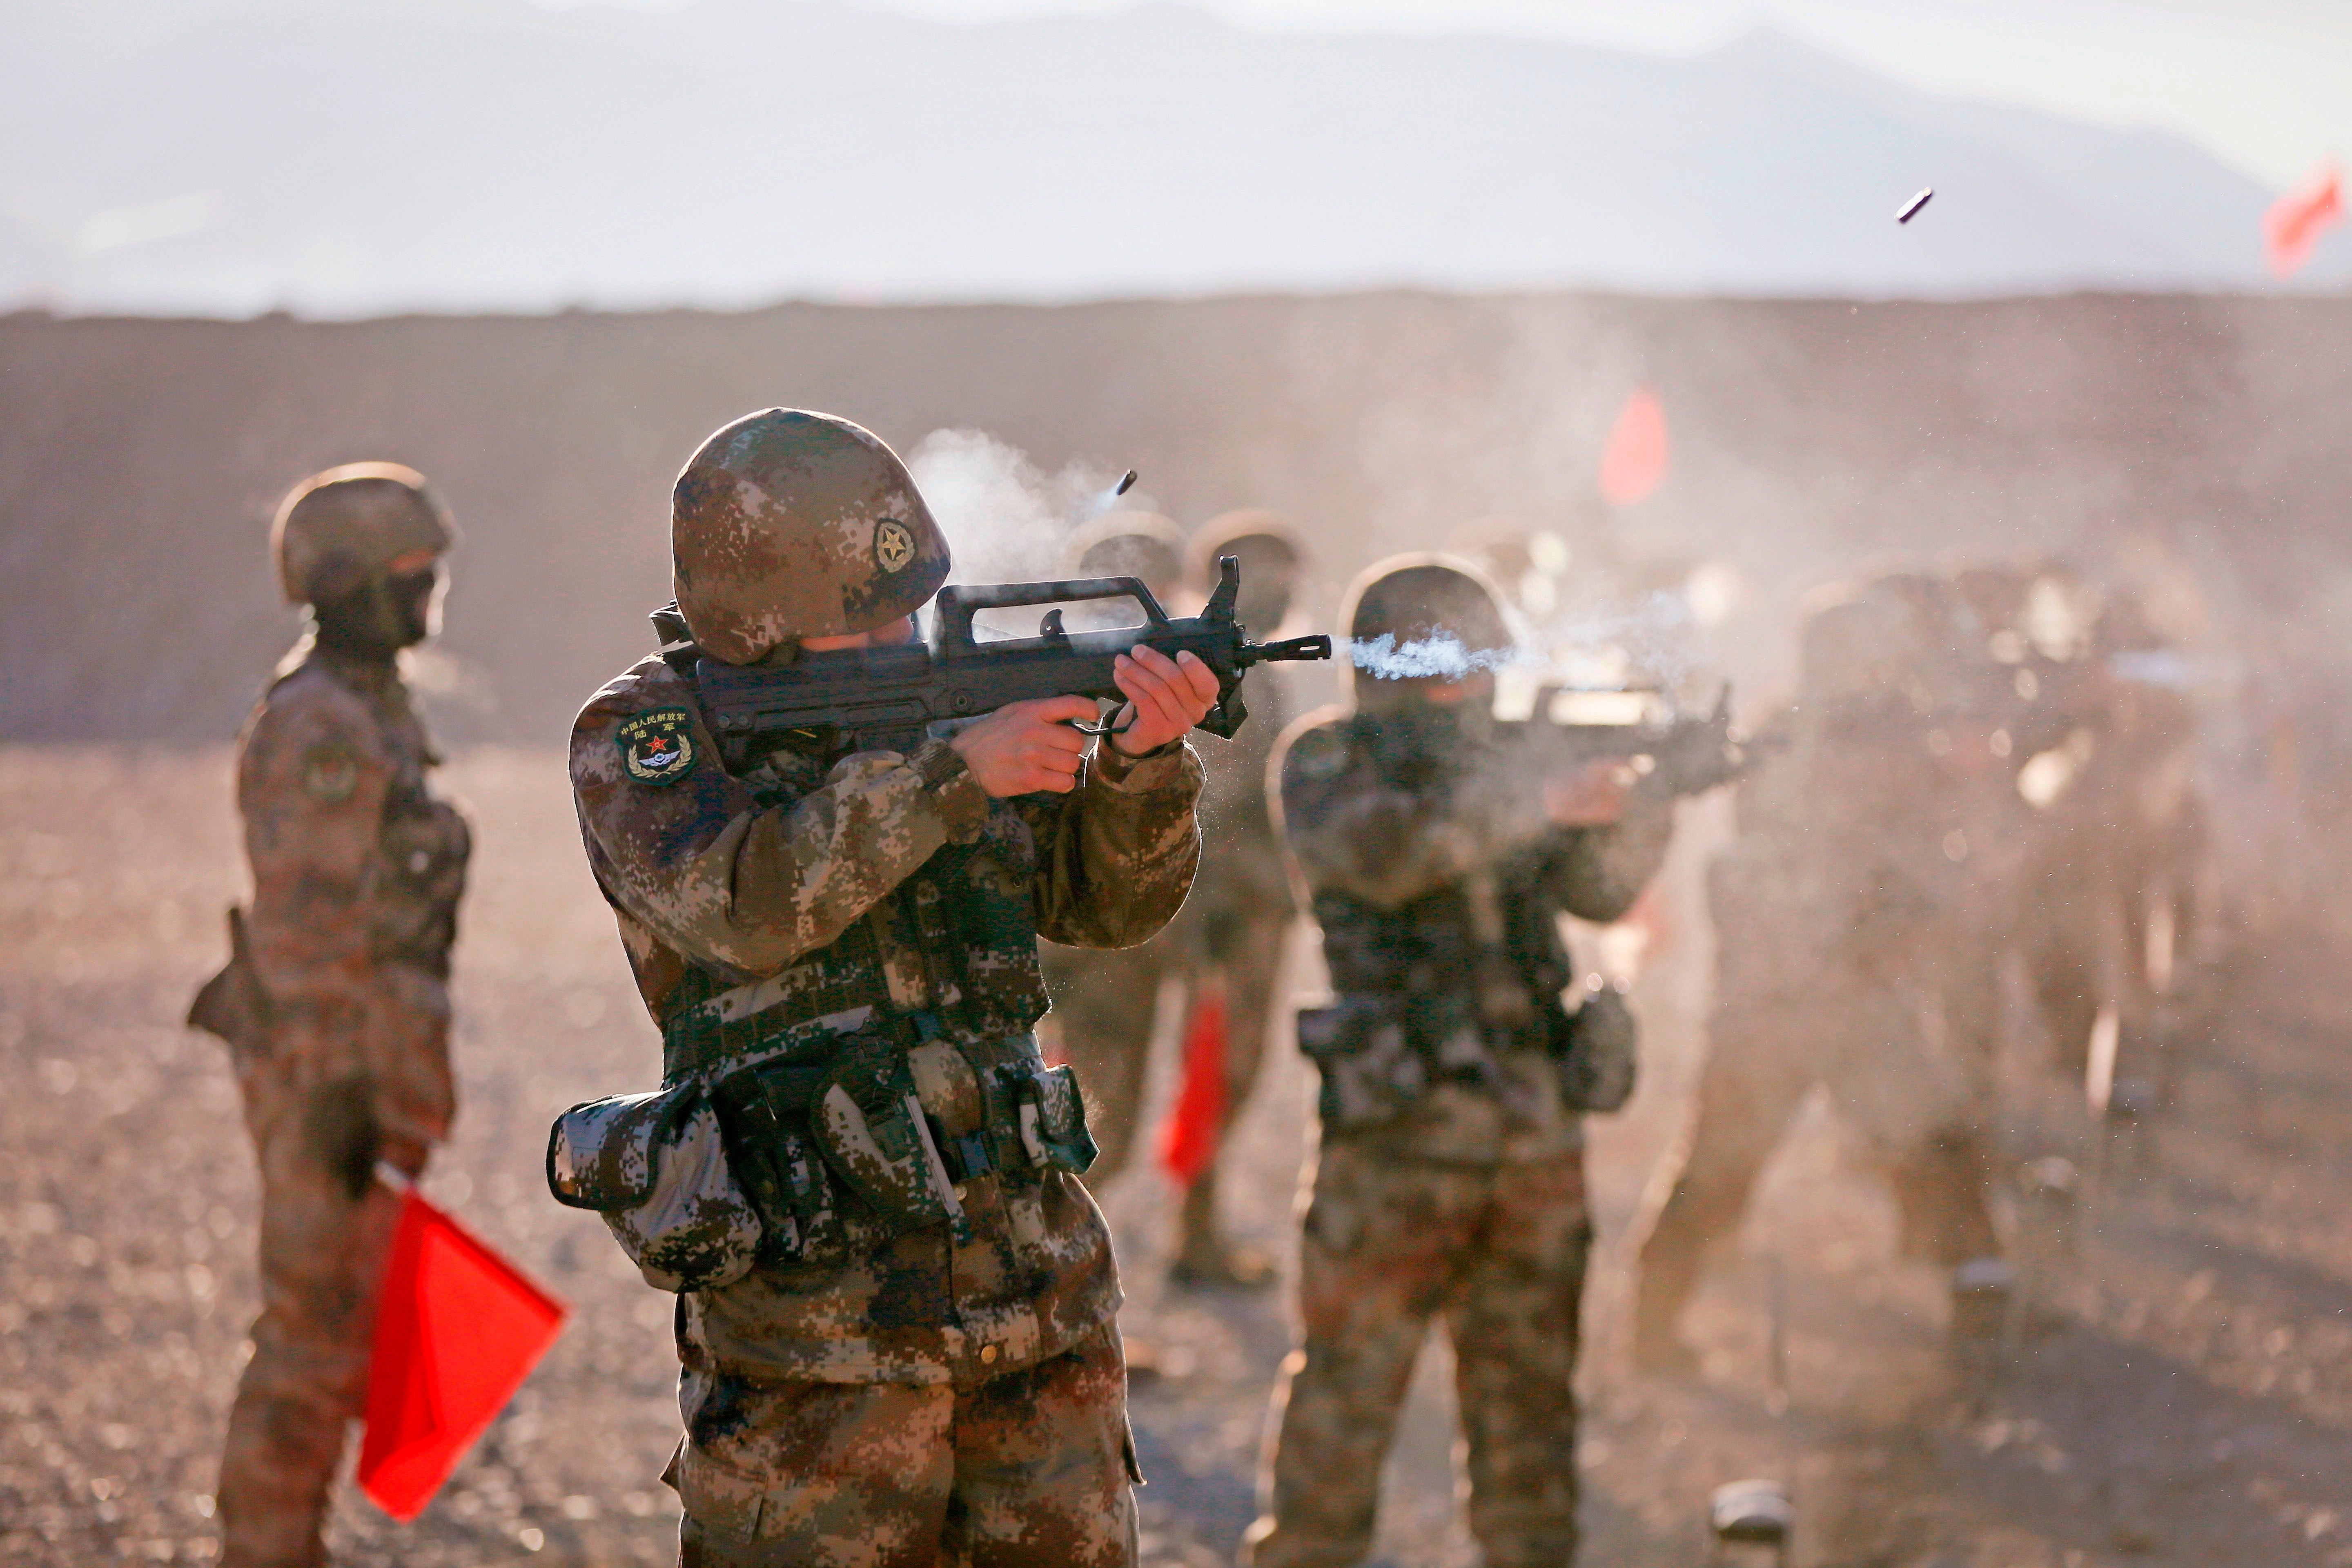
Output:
[
  {"xmin": 1187, "ymin": 508, "xmax": 1303, "ymax": 628},
  {"xmin": 1339, "ymin": 552, "xmax": 1513, "ymax": 708},
  {"xmin": 271, "ymin": 462, "xmax": 453, "ymax": 606},
  {"xmin": 1065, "ymin": 510, "xmax": 1185, "ymax": 596},
  {"xmin": 671, "ymin": 409, "xmax": 951, "ymax": 664}
]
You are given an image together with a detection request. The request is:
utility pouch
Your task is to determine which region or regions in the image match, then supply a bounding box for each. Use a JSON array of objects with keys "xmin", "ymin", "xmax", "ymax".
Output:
[
  {"xmin": 1013, "ymin": 1063, "xmax": 1098, "ymax": 1175},
  {"xmin": 1554, "ymin": 982, "xmax": 1639, "ymax": 1114},
  {"xmin": 546, "ymin": 1083, "xmax": 763, "ymax": 1293},
  {"xmin": 187, "ymin": 907, "xmax": 274, "ymax": 1063},
  {"xmin": 806, "ymin": 1035, "xmax": 964, "ymax": 1233},
  {"xmin": 706, "ymin": 1060, "xmax": 845, "ymax": 1268},
  {"xmin": 1296, "ymin": 997, "xmax": 1428, "ymax": 1133}
]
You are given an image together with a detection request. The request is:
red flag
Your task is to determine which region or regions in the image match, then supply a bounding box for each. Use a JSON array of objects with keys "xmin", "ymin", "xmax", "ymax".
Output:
[
  {"xmin": 1599, "ymin": 389, "xmax": 1670, "ymax": 507},
  {"xmin": 358, "ymin": 1189, "xmax": 567, "ymax": 1522},
  {"xmin": 2265, "ymin": 160, "xmax": 2344, "ymax": 279},
  {"xmin": 1158, "ymin": 984, "xmax": 1227, "ymax": 1187}
]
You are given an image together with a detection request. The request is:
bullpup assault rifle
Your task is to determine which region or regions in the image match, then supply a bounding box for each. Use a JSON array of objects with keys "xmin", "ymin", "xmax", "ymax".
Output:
[
  {"xmin": 1511, "ymin": 684, "xmax": 1757, "ymax": 800},
  {"xmin": 656, "ymin": 556, "xmax": 1332, "ymax": 764}
]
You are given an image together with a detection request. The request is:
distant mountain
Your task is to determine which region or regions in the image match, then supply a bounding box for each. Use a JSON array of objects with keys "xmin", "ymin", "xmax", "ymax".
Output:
[{"xmin": 1, "ymin": 0, "xmax": 2335, "ymax": 315}]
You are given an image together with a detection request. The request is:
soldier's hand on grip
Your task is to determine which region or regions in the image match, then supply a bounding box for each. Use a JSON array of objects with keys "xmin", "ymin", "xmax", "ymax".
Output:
[
  {"xmin": 951, "ymin": 695, "xmax": 1098, "ymax": 795},
  {"xmin": 1109, "ymin": 646, "xmax": 1221, "ymax": 756}
]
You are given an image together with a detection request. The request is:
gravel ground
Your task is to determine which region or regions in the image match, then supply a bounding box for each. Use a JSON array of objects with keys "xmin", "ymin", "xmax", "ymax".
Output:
[{"xmin": 2, "ymin": 746, "xmax": 2346, "ymax": 1566}]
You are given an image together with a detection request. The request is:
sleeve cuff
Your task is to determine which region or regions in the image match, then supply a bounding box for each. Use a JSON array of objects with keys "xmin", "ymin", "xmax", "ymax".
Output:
[
  {"xmin": 909, "ymin": 737, "xmax": 992, "ymax": 843},
  {"xmin": 1089, "ymin": 735, "xmax": 1198, "ymax": 794}
]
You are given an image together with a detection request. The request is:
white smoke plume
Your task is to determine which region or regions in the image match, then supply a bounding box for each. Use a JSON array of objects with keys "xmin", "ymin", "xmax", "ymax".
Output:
[
  {"xmin": 1344, "ymin": 631, "xmax": 1523, "ymax": 681},
  {"xmin": 906, "ymin": 428, "xmax": 1141, "ymax": 586},
  {"xmin": 1347, "ymin": 590, "xmax": 1708, "ymax": 692}
]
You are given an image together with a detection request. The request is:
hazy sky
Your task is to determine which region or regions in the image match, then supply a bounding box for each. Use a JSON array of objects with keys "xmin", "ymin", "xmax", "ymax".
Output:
[{"xmin": 806, "ymin": 0, "xmax": 2348, "ymax": 187}]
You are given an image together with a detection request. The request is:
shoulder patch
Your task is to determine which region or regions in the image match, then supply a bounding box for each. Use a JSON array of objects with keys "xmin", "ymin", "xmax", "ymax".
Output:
[
  {"xmin": 301, "ymin": 741, "xmax": 363, "ymax": 804},
  {"xmin": 874, "ymin": 518, "xmax": 916, "ymax": 574},
  {"xmin": 618, "ymin": 708, "xmax": 700, "ymax": 786}
]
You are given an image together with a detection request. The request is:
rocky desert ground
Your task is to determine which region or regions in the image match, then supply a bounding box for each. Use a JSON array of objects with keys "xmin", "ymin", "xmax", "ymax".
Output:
[{"xmin": 4, "ymin": 745, "xmax": 2349, "ymax": 1566}]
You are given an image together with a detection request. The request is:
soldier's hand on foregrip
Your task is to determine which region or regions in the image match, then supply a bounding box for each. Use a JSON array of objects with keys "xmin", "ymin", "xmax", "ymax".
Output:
[
  {"xmin": 1109, "ymin": 646, "xmax": 1221, "ymax": 756},
  {"xmin": 949, "ymin": 696, "xmax": 1097, "ymax": 796}
]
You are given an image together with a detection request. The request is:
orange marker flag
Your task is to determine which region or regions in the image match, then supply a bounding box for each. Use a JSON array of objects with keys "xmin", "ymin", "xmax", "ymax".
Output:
[
  {"xmin": 1599, "ymin": 388, "xmax": 1670, "ymax": 507},
  {"xmin": 357, "ymin": 1185, "xmax": 567, "ymax": 1522},
  {"xmin": 1158, "ymin": 984, "xmax": 1228, "ymax": 1187},
  {"xmin": 2265, "ymin": 160, "xmax": 2343, "ymax": 279}
]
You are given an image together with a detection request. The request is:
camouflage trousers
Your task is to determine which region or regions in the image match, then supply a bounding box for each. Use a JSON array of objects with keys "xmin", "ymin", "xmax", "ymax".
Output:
[
  {"xmin": 1243, "ymin": 1142, "xmax": 1591, "ymax": 1568},
  {"xmin": 673, "ymin": 1324, "xmax": 1140, "ymax": 1567},
  {"xmin": 1040, "ymin": 901, "xmax": 1285, "ymax": 1262},
  {"xmin": 218, "ymin": 1074, "xmax": 416, "ymax": 1568}
]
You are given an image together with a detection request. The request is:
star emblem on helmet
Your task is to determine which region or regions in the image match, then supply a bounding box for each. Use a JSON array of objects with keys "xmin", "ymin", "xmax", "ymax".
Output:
[{"xmin": 874, "ymin": 519, "xmax": 917, "ymax": 574}]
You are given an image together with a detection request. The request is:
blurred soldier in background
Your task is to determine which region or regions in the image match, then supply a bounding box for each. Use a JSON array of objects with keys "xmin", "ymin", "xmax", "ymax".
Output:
[
  {"xmin": 2011, "ymin": 584, "xmax": 2218, "ymax": 1115},
  {"xmin": 1040, "ymin": 509, "xmax": 1309, "ymax": 1286},
  {"xmin": 1036, "ymin": 510, "xmax": 1188, "ymax": 1186},
  {"xmin": 188, "ymin": 464, "xmax": 470, "ymax": 1567},
  {"xmin": 1626, "ymin": 573, "xmax": 2021, "ymax": 1375},
  {"xmin": 1245, "ymin": 557, "xmax": 1672, "ymax": 1568}
]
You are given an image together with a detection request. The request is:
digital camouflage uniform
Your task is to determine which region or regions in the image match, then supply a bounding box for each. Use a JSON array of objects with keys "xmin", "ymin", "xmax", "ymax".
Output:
[
  {"xmin": 1628, "ymin": 574, "xmax": 2036, "ymax": 1368},
  {"xmin": 567, "ymin": 411, "xmax": 1204, "ymax": 1567},
  {"xmin": 1245, "ymin": 687, "xmax": 1673, "ymax": 1568},
  {"xmin": 192, "ymin": 466, "xmax": 468, "ymax": 1568}
]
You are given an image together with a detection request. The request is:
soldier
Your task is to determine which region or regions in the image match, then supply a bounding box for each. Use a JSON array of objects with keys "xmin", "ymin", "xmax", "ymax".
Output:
[
  {"xmin": 566, "ymin": 410, "xmax": 1218, "ymax": 1567},
  {"xmin": 1625, "ymin": 573, "xmax": 2020, "ymax": 1375},
  {"xmin": 1162, "ymin": 510, "xmax": 1308, "ymax": 1283},
  {"xmin": 1037, "ymin": 510, "xmax": 1191, "ymax": 1193},
  {"xmin": 1244, "ymin": 557, "xmax": 1674, "ymax": 1568},
  {"xmin": 189, "ymin": 463, "xmax": 470, "ymax": 1568},
  {"xmin": 1041, "ymin": 509, "xmax": 1309, "ymax": 1285}
]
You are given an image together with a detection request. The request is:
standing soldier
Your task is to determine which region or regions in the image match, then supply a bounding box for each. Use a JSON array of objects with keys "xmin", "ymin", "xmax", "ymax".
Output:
[
  {"xmin": 564, "ymin": 410, "xmax": 1217, "ymax": 1566},
  {"xmin": 189, "ymin": 463, "xmax": 470, "ymax": 1568},
  {"xmin": 1037, "ymin": 510, "xmax": 1192, "ymax": 1189},
  {"xmin": 1162, "ymin": 511, "xmax": 1307, "ymax": 1285},
  {"xmin": 1042, "ymin": 509, "xmax": 1311, "ymax": 1285},
  {"xmin": 1244, "ymin": 557, "xmax": 1673, "ymax": 1568}
]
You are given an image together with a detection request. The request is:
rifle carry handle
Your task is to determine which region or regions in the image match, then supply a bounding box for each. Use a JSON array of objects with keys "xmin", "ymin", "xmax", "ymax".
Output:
[{"xmin": 930, "ymin": 576, "xmax": 1172, "ymax": 660}]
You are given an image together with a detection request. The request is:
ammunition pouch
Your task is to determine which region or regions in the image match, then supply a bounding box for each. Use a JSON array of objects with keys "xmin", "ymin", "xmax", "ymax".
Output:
[
  {"xmin": 1553, "ymin": 982, "xmax": 1638, "ymax": 1114},
  {"xmin": 1295, "ymin": 997, "xmax": 1428, "ymax": 1133},
  {"xmin": 804, "ymin": 1036, "xmax": 962, "ymax": 1231},
  {"xmin": 546, "ymin": 1082, "xmax": 764, "ymax": 1293},
  {"xmin": 187, "ymin": 907, "xmax": 275, "ymax": 1063},
  {"xmin": 552, "ymin": 1004, "xmax": 1098, "ymax": 1289}
]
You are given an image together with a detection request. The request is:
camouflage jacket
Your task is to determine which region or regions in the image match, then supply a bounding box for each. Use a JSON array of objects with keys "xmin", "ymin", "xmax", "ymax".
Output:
[
  {"xmin": 571, "ymin": 652, "xmax": 1203, "ymax": 1384},
  {"xmin": 220, "ymin": 641, "xmax": 470, "ymax": 1146},
  {"xmin": 1274, "ymin": 704, "xmax": 1672, "ymax": 1163}
]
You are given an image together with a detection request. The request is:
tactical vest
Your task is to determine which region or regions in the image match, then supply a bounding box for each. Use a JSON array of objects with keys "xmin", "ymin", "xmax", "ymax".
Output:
[
  {"xmin": 1293, "ymin": 714, "xmax": 1633, "ymax": 1131},
  {"xmin": 564, "ymin": 719, "xmax": 1093, "ymax": 1287},
  {"xmin": 657, "ymin": 723, "xmax": 1054, "ymax": 1083}
]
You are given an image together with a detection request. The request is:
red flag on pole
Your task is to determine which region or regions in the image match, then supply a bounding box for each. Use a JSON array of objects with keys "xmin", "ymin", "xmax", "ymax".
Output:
[
  {"xmin": 1599, "ymin": 389, "xmax": 1670, "ymax": 507},
  {"xmin": 358, "ymin": 1188, "xmax": 567, "ymax": 1522},
  {"xmin": 1158, "ymin": 984, "xmax": 1228, "ymax": 1187},
  {"xmin": 2265, "ymin": 160, "xmax": 2344, "ymax": 279}
]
